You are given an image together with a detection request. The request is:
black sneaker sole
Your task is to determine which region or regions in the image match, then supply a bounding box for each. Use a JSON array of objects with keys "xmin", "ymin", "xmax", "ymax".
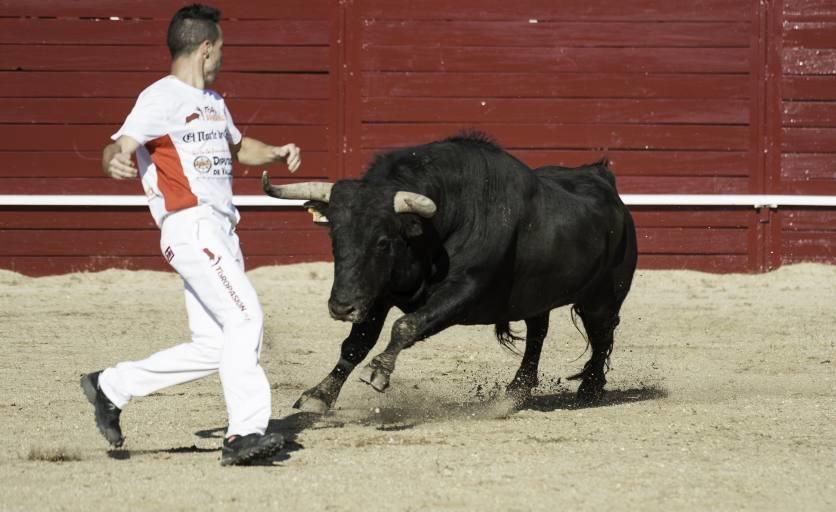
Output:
[{"xmin": 220, "ymin": 435, "xmax": 284, "ymax": 466}]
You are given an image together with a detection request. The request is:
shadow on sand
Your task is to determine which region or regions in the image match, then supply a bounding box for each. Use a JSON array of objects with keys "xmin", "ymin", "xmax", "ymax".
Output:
[
  {"xmin": 109, "ymin": 384, "xmax": 666, "ymax": 464},
  {"xmin": 107, "ymin": 415, "xmax": 319, "ymax": 465},
  {"xmin": 337, "ymin": 383, "xmax": 668, "ymax": 428},
  {"xmin": 526, "ymin": 384, "xmax": 668, "ymax": 412},
  {"xmin": 106, "ymin": 444, "xmax": 220, "ymax": 461}
]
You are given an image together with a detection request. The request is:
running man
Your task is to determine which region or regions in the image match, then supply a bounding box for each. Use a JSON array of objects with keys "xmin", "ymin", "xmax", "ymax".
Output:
[{"xmin": 80, "ymin": 3, "xmax": 300, "ymax": 466}]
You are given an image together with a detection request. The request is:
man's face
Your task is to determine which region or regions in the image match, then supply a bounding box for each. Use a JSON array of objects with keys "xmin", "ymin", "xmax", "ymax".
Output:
[{"xmin": 203, "ymin": 28, "xmax": 223, "ymax": 84}]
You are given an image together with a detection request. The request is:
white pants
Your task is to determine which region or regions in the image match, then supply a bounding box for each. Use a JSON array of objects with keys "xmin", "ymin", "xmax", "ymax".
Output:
[{"xmin": 99, "ymin": 205, "xmax": 271, "ymax": 437}]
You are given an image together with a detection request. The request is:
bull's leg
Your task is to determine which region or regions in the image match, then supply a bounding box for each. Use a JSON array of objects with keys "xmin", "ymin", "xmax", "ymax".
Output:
[
  {"xmin": 569, "ymin": 215, "xmax": 637, "ymax": 403},
  {"xmin": 358, "ymin": 280, "xmax": 477, "ymax": 392},
  {"xmin": 294, "ymin": 308, "xmax": 387, "ymax": 414},
  {"xmin": 505, "ymin": 312, "xmax": 550, "ymax": 402},
  {"xmin": 568, "ymin": 300, "xmax": 622, "ymax": 403}
]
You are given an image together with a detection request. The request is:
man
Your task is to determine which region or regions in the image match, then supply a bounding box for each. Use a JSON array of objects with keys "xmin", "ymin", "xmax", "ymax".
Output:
[{"xmin": 80, "ymin": 4, "xmax": 300, "ymax": 466}]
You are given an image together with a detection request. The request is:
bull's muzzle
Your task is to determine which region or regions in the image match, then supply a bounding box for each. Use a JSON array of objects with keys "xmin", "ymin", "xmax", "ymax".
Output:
[{"xmin": 328, "ymin": 299, "xmax": 365, "ymax": 323}]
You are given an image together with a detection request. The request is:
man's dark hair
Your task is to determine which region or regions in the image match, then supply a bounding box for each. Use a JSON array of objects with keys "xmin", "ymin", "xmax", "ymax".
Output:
[{"xmin": 167, "ymin": 4, "xmax": 221, "ymax": 58}]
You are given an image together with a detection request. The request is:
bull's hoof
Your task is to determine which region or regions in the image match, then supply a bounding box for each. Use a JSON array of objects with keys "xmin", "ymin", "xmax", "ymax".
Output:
[
  {"xmin": 506, "ymin": 374, "xmax": 537, "ymax": 403},
  {"xmin": 504, "ymin": 385, "xmax": 532, "ymax": 406},
  {"xmin": 358, "ymin": 364, "xmax": 390, "ymax": 392},
  {"xmin": 576, "ymin": 379, "xmax": 606, "ymax": 404},
  {"xmin": 292, "ymin": 393, "xmax": 330, "ymax": 415}
]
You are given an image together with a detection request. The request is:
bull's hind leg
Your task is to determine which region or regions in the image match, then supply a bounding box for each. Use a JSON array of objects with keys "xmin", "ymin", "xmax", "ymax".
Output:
[
  {"xmin": 570, "ymin": 216, "xmax": 637, "ymax": 403},
  {"xmin": 569, "ymin": 301, "xmax": 621, "ymax": 403},
  {"xmin": 505, "ymin": 313, "xmax": 549, "ymax": 402},
  {"xmin": 569, "ymin": 263, "xmax": 634, "ymax": 403},
  {"xmin": 294, "ymin": 308, "xmax": 387, "ymax": 414}
]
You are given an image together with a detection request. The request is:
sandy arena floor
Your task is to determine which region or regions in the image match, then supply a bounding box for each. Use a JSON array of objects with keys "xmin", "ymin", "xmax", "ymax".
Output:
[{"xmin": 0, "ymin": 262, "xmax": 834, "ymax": 511}]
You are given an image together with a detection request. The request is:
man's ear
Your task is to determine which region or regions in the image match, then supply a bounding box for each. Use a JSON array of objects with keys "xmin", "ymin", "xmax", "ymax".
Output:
[
  {"xmin": 402, "ymin": 216, "xmax": 423, "ymax": 238},
  {"xmin": 303, "ymin": 200, "xmax": 329, "ymax": 225}
]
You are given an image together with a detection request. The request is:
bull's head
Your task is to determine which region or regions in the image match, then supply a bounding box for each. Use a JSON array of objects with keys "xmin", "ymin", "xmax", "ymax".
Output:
[{"xmin": 263, "ymin": 172, "xmax": 436, "ymax": 323}]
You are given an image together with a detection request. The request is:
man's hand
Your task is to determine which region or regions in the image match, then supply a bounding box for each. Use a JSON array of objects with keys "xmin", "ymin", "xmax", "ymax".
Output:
[
  {"xmin": 102, "ymin": 137, "xmax": 140, "ymax": 179},
  {"xmin": 272, "ymin": 143, "xmax": 301, "ymax": 173},
  {"xmin": 105, "ymin": 152, "xmax": 138, "ymax": 179},
  {"xmin": 234, "ymin": 138, "xmax": 302, "ymax": 171}
]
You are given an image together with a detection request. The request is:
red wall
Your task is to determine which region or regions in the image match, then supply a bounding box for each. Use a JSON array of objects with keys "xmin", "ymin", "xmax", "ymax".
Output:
[
  {"xmin": 769, "ymin": 0, "xmax": 836, "ymax": 267},
  {"xmin": 0, "ymin": 0, "xmax": 834, "ymax": 275}
]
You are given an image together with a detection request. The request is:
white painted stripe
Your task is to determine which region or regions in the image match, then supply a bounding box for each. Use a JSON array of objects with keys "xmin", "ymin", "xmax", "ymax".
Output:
[
  {"xmin": 621, "ymin": 195, "xmax": 836, "ymax": 208},
  {"xmin": 0, "ymin": 195, "xmax": 305, "ymax": 207},
  {"xmin": 0, "ymin": 195, "xmax": 834, "ymax": 208}
]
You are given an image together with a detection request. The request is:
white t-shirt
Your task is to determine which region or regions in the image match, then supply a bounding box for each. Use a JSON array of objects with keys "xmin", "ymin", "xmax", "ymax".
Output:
[{"xmin": 112, "ymin": 75, "xmax": 243, "ymax": 227}]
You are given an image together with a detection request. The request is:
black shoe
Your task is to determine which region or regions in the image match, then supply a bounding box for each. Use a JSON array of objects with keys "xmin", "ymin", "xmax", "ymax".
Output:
[
  {"xmin": 220, "ymin": 433, "xmax": 284, "ymax": 466},
  {"xmin": 80, "ymin": 371, "xmax": 124, "ymax": 448}
]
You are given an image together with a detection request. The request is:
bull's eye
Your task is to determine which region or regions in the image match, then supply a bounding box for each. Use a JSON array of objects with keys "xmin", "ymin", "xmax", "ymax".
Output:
[{"xmin": 375, "ymin": 237, "xmax": 392, "ymax": 252}]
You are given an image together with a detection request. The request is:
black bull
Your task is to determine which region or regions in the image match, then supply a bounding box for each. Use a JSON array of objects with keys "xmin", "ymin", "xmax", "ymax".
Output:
[{"xmin": 263, "ymin": 135, "xmax": 637, "ymax": 413}]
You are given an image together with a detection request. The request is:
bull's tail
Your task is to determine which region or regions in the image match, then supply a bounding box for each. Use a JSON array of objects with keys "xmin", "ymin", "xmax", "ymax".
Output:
[
  {"xmin": 565, "ymin": 304, "xmax": 591, "ymax": 375},
  {"xmin": 494, "ymin": 321, "xmax": 524, "ymax": 356}
]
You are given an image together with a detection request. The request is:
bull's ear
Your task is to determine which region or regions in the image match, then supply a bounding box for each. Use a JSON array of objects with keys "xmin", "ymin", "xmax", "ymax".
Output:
[
  {"xmin": 402, "ymin": 216, "xmax": 423, "ymax": 238},
  {"xmin": 303, "ymin": 200, "xmax": 329, "ymax": 225}
]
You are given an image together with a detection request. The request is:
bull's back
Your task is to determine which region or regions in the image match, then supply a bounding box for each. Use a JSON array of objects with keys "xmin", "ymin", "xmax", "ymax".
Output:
[{"xmin": 535, "ymin": 160, "xmax": 617, "ymax": 189}]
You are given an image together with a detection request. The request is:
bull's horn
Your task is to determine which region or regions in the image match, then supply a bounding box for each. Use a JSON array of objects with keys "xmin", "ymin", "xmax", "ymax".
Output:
[
  {"xmin": 394, "ymin": 191, "xmax": 437, "ymax": 218},
  {"xmin": 262, "ymin": 172, "xmax": 333, "ymax": 202}
]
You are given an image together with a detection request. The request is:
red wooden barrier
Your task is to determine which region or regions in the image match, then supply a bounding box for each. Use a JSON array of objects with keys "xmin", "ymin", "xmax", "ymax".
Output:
[{"xmin": 0, "ymin": 0, "xmax": 834, "ymax": 275}]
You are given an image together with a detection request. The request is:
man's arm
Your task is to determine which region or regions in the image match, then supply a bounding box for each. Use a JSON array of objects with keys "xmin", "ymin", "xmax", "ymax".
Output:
[
  {"xmin": 231, "ymin": 136, "xmax": 301, "ymax": 173},
  {"xmin": 102, "ymin": 136, "xmax": 141, "ymax": 180}
]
